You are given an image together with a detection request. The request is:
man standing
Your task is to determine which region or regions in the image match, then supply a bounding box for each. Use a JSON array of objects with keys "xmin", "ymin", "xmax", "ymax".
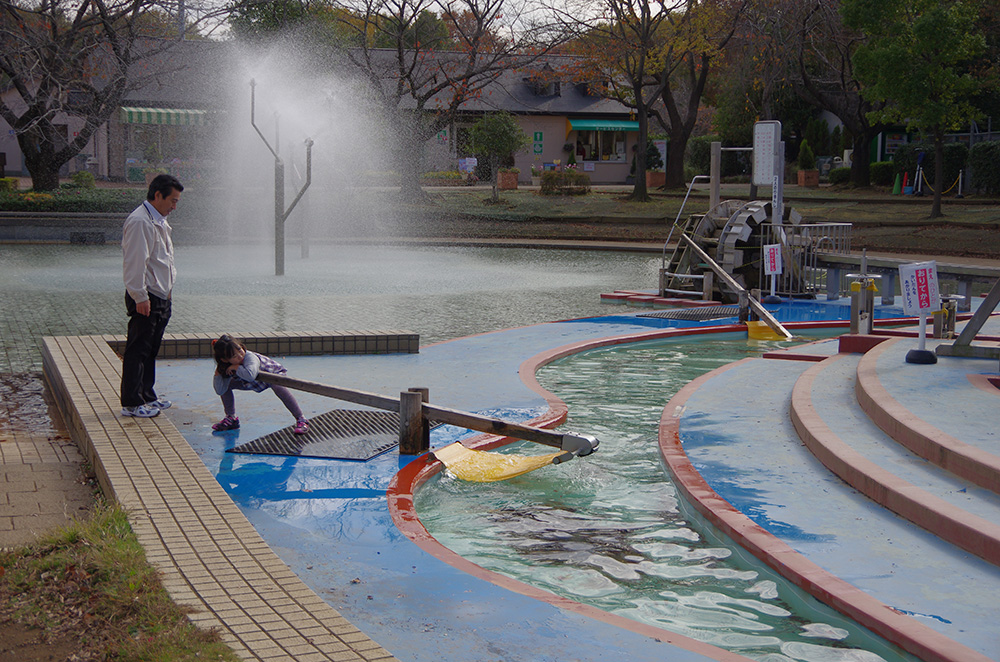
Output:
[{"xmin": 120, "ymin": 174, "xmax": 183, "ymax": 418}]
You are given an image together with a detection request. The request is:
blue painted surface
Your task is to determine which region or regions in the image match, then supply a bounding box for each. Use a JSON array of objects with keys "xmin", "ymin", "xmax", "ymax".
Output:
[
  {"xmin": 676, "ymin": 339, "xmax": 1000, "ymax": 658},
  {"xmin": 158, "ymin": 314, "xmax": 748, "ymax": 662},
  {"xmin": 153, "ymin": 303, "xmax": 994, "ymax": 661}
]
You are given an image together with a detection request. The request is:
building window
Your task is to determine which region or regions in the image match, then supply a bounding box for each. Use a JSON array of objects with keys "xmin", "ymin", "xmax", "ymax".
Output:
[{"xmin": 575, "ymin": 130, "xmax": 627, "ymax": 162}]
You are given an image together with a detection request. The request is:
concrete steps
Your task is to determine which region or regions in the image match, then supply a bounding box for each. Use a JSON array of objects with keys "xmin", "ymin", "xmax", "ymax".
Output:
[
  {"xmin": 789, "ymin": 350, "xmax": 1000, "ymax": 566},
  {"xmin": 855, "ymin": 337, "xmax": 1000, "ymax": 494},
  {"xmin": 661, "ymin": 341, "xmax": 1000, "ymax": 662}
]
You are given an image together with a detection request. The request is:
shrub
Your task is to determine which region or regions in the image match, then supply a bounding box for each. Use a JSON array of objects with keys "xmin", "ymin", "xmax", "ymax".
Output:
[
  {"xmin": 540, "ymin": 169, "xmax": 590, "ymax": 195},
  {"xmin": 71, "ymin": 170, "xmax": 96, "ymax": 188},
  {"xmin": 828, "ymin": 167, "xmax": 851, "ymax": 185},
  {"xmin": 892, "ymin": 141, "xmax": 968, "ymax": 189},
  {"xmin": 0, "ymin": 187, "xmax": 139, "ymax": 212},
  {"xmin": 686, "ymin": 135, "xmax": 716, "ymax": 175},
  {"xmin": 804, "ymin": 118, "xmax": 830, "ymax": 156},
  {"xmin": 643, "ymin": 139, "xmax": 664, "ymax": 171},
  {"xmin": 797, "ymin": 139, "xmax": 816, "ymax": 170},
  {"xmin": 0, "ymin": 177, "xmax": 17, "ymax": 192},
  {"xmin": 422, "ymin": 170, "xmax": 463, "ymax": 180},
  {"xmin": 870, "ymin": 161, "xmax": 895, "ymax": 186},
  {"xmin": 498, "ymin": 167, "xmax": 520, "ymax": 174},
  {"xmin": 969, "ymin": 140, "xmax": 1000, "ymax": 196}
]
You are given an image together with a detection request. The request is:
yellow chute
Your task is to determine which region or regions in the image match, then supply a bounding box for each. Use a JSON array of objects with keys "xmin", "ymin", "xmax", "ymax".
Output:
[
  {"xmin": 432, "ymin": 442, "xmax": 566, "ymax": 482},
  {"xmin": 746, "ymin": 320, "xmax": 791, "ymax": 341}
]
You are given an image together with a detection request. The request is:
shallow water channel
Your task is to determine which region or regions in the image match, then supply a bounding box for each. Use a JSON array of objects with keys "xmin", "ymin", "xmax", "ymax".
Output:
[{"xmin": 417, "ymin": 337, "xmax": 907, "ymax": 662}]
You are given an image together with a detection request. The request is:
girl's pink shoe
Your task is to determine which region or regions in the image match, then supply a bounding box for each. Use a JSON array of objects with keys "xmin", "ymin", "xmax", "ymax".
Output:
[
  {"xmin": 212, "ymin": 415, "xmax": 240, "ymax": 431},
  {"xmin": 293, "ymin": 419, "xmax": 309, "ymax": 435}
]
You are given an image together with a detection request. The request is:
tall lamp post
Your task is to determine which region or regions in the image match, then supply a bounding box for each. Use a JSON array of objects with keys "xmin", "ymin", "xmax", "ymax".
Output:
[{"xmin": 250, "ymin": 79, "xmax": 313, "ymax": 276}]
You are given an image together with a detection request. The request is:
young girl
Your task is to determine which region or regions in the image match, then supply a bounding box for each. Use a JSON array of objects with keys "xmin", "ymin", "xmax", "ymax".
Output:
[{"xmin": 211, "ymin": 334, "xmax": 309, "ymax": 434}]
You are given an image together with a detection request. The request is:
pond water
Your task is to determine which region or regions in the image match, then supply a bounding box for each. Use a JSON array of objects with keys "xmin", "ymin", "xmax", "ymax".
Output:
[{"xmin": 0, "ymin": 242, "xmax": 660, "ymax": 372}]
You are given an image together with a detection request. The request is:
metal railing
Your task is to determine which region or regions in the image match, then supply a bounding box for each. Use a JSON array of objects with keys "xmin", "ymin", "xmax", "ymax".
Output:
[{"xmin": 759, "ymin": 222, "xmax": 852, "ymax": 298}]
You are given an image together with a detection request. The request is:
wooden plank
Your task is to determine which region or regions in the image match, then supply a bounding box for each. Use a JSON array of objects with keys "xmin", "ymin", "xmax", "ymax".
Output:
[
  {"xmin": 257, "ymin": 372, "xmax": 400, "ymax": 411},
  {"xmin": 257, "ymin": 372, "xmax": 567, "ymax": 449}
]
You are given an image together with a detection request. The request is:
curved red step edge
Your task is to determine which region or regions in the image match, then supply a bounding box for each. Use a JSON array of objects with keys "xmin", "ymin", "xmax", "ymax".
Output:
[
  {"xmin": 789, "ymin": 354, "xmax": 1000, "ymax": 567},
  {"xmin": 659, "ymin": 360, "xmax": 991, "ymax": 662},
  {"xmin": 855, "ymin": 338, "xmax": 1000, "ymax": 495}
]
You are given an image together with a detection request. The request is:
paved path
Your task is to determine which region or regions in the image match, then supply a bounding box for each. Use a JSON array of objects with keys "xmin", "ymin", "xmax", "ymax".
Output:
[
  {"xmin": 0, "ymin": 373, "xmax": 93, "ymax": 549},
  {"xmin": 41, "ymin": 332, "xmax": 404, "ymax": 661}
]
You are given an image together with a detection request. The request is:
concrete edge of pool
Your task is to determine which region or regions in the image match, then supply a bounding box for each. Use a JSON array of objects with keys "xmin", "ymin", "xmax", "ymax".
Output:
[{"xmin": 39, "ymin": 314, "xmax": 999, "ymax": 662}]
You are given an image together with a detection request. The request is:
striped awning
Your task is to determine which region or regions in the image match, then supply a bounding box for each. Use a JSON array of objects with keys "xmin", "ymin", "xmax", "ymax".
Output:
[{"xmin": 119, "ymin": 107, "xmax": 207, "ymax": 126}]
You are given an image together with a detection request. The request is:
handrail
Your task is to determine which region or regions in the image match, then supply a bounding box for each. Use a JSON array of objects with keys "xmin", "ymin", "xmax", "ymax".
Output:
[
  {"xmin": 257, "ymin": 372, "xmax": 600, "ymax": 460},
  {"xmin": 661, "ymin": 175, "xmax": 711, "ymax": 270}
]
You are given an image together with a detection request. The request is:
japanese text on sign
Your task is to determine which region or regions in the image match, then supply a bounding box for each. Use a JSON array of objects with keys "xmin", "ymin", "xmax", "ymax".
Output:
[
  {"xmin": 764, "ymin": 244, "xmax": 782, "ymax": 275},
  {"xmin": 899, "ymin": 261, "xmax": 940, "ymax": 316}
]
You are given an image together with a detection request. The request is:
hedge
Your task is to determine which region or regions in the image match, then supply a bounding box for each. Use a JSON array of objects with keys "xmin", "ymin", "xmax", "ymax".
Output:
[
  {"xmin": 869, "ymin": 161, "xmax": 895, "ymax": 186},
  {"xmin": 540, "ymin": 169, "xmax": 590, "ymax": 195},
  {"xmin": 828, "ymin": 167, "xmax": 851, "ymax": 185},
  {"xmin": 0, "ymin": 187, "xmax": 140, "ymax": 213},
  {"xmin": 969, "ymin": 140, "xmax": 1000, "ymax": 196}
]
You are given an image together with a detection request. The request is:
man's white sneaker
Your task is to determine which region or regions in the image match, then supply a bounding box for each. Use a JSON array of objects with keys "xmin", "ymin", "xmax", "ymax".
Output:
[
  {"xmin": 146, "ymin": 398, "xmax": 172, "ymax": 410},
  {"xmin": 122, "ymin": 404, "xmax": 160, "ymax": 418}
]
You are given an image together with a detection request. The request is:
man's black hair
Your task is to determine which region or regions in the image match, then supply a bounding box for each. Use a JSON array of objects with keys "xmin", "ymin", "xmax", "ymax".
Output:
[{"xmin": 146, "ymin": 173, "xmax": 184, "ymax": 201}]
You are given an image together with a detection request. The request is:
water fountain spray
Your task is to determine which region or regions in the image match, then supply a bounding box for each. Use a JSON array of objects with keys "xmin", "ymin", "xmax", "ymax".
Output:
[{"xmin": 250, "ymin": 78, "xmax": 313, "ymax": 276}]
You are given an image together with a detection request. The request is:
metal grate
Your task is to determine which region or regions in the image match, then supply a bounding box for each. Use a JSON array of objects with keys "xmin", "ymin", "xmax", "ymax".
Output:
[
  {"xmin": 227, "ymin": 409, "xmax": 442, "ymax": 461},
  {"xmin": 637, "ymin": 306, "xmax": 741, "ymax": 321}
]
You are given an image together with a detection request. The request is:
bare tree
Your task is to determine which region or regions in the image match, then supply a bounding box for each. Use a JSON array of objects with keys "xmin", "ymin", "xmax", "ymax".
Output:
[
  {"xmin": 0, "ymin": 1, "xmax": 220, "ymax": 190},
  {"xmin": 326, "ymin": 0, "xmax": 562, "ymax": 198}
]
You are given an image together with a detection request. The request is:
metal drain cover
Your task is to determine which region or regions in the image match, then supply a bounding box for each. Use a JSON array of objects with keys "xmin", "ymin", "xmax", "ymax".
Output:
[
  {"xmin": 637, "ymin": 305, "xmax": 741, "ymax": 321},
  {"xmin": 227, "ymin": 409, "xmax": 441, "ymax": 461}
]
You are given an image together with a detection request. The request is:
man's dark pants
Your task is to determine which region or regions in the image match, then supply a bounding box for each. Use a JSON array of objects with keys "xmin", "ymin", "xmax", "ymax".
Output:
[{"xmin": 120, "ymin": 292, "xmax": 171, "ymax": 407}]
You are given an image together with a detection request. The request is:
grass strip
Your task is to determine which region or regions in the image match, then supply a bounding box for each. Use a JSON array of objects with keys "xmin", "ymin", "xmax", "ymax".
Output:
[{"xmin": 0, "ymin": 501, "xmax": 240, "ymax": 661}]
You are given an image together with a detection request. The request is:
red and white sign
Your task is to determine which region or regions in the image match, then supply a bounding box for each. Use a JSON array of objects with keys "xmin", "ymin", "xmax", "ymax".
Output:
[
  {"xmin": 899, "ymin": 261, "xmax": 940, "ymax": 315},
  {"xmin": 763, "ymin": 244, "xmax": 782, "ymax": 275}
]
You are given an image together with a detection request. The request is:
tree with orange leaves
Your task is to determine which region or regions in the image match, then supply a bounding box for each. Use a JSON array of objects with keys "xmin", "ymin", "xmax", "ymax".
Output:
[
  {"xmin": 562, "ymin": 0, "xmax": 676, "ymax": 201},
  {"xmin": 556, "ymin": 0, "xmax": 745, "ymax": 194}
]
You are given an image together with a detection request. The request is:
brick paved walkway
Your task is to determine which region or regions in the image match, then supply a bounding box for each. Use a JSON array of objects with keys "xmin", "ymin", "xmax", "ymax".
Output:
[
  {"xmin": 40, "ymin": 332, "xmax": 410, "ymax": 661},
  {"xmin": 0, "ymin": 373, "xmax": 93, "ymax": 549}
]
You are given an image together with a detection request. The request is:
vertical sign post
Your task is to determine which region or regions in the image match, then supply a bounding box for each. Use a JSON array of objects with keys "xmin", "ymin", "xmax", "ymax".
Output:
[
  {"xmin": 900, "ymin": 261, "xmax": 941, "ymax": 364},
  {"xmin": 763, "ymin": 243, "xmax": 782, "ymax": 300}
]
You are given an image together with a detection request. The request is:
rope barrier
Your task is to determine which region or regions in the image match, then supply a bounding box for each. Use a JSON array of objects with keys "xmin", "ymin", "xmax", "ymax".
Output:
[{"xmin": 919, "ymin": 170, "xmax": 961, "ymax": 195}]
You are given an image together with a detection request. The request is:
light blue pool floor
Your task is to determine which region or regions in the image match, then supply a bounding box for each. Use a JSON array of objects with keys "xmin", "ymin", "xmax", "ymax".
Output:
[{"xmin": 156, "ymin": 303, "xmax": 1000, "ymax": 661}]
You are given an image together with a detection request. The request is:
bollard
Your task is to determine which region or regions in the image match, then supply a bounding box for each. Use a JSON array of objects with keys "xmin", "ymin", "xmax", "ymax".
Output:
[
  {"xmin": 849, "ymin": 278, "xmax": 875, "ymax": 335},
  {"xmin": 933, "ymin": 298, "xmax": 959, "ymax": 339},
  {"xmin": 398, "ymin": 390, "xmax": 427, "ymax": 455},
  {"xmin": 409, "ymin": 387, "xmax": 430, "ymax": 451},
  {"xmin": 738, "ymin": 291, "xmax": 750, "ymax": 323}
]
